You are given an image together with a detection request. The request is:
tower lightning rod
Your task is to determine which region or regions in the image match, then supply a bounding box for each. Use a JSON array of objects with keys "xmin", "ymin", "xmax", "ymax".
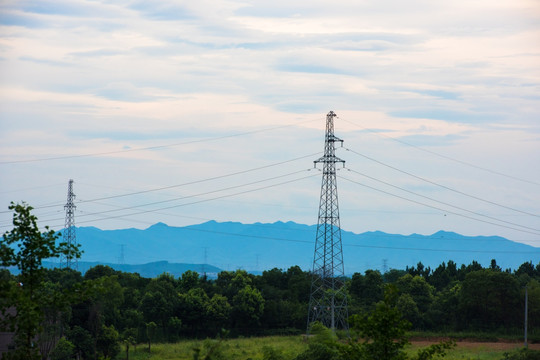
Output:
[
  {"xmin": 61, "ymin": 179, "xmax": 77, "ymax": 270},
  {"xmin": 307, "ymin": 111, "xmax": 349, "ymax": 333}
]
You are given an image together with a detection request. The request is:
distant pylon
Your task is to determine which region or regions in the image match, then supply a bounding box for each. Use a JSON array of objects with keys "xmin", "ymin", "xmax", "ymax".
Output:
[
  {"xmin": 61, "ymin": 179, "xmax": 77, "ymax": 270},
  {"xmin": 307, "ymin": 111, "xmax": 349, "ymax": 332},
  {"xmin": 119, "ymin": 244, "xmax": 126, "ymax": 265}
]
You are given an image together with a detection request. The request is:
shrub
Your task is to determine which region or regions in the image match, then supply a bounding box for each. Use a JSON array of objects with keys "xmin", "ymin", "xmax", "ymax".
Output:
[{"xmin": 50, "ymin": 338, "xmax": 75, "ymax": 360}]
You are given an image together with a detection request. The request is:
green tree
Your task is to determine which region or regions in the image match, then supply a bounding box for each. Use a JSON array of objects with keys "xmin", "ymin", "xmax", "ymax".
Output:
[
  {"xmin": 139, "ymin": 274, "xmax": 178, "ymax": 337},
  {"xmin": 66, "ymin": 326, "xmax": 93, "ymax": 360},
  {"xmin": 396, "ymin": 293, "xmax": 421, "ymax": 329},
  {"xmin": 178, "ymin": 288, "xmax": 210, "ymax": 333},
  {"xmin": 516, "ymin": 262, "xmax": 536, "ymax": 278},
  {"xmin": 297, "ymin": 286, "xmax": 454, "ymax": 360},
  {"xmin": 0, "ymin": 202, "xmax": 81, "ymax": 360},
  {"xmin": 525, "ymin": 279, "xmax": 540, "ymax": 331},
  {"xmin": 459, "ymin": 269, "xmax": 520, "ymax": 329},
  {"xmin": 351, "ymin": 286, "xmax": 410, "ymax": 360},
  {"xmin": 96, "ymin": 324, "xmax": 120, "ymax": 359},
  {"xmin": 145, "ymin": 321, "xmax": 157, "ymax": 352},
  {"xmin": 84, "ymin": 265, "xmax": 117, "ymax": 280},
  {"xmin": 286, "ymin": 266, "xmax": 311, "ymax": 303},
  {"xmin": 122, "ymin": 327, "xmax": 137, "ymax": 360},
  {"xmin": 427, "ymin": 283, "xmax": 460, "ymax": 331},
  {"xmin": 49, "ymin": 337, "xmax": 74, "ymax": 360},
  {"xmin": 232, "ymin": 285, "xmax": 265, "ymax": 330},
  {"xmin": 206, "ymin": 294, "xmax": 231, "ymax": 333},
  {"xmin": 179, "ymin": 270, "xmax": 200, "ymax": 292},
  {"xmin": 349, "ymin": 270, "xmax": 384, "ymax": 311},
  {"xmin": 429, "ymin": 262, "xmax": 451, "ymax": 291},
  {"xmin": 396, "ymin": 274, "xmax": 434, "ymax": 314}
]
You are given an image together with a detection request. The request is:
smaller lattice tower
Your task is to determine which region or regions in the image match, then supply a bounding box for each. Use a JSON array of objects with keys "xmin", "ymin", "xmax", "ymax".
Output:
[{"xmin": 61, "ymin": 179, "xmax": 77, "ymax": 269}]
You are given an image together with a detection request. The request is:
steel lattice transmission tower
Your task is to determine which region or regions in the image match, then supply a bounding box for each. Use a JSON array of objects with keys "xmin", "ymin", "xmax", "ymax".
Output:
[
  {"xmin": 61, "ymin": 179, "xmax": 77, "ymax": 269},
  {"xmin": 307, "ymin": 111, "xmax": 349, "ymax": 332}
]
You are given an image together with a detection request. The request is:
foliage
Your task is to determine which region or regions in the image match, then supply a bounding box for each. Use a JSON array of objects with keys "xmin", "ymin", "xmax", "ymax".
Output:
[
  {"xmin": 232, "ymin": 284, "xmax": 265, "ymax": 329},
  {"xmin": 1, "ymin": 205, "xmax": 539, "ymax": 360},
  {"xmin": 262, "ymin": 345, "xmax": 285, "ymax": 360},
  {"xmin": 146, "ymin": 321, "xmax": 157, "ymax": 352},
  {"xmin": 503, "ymin": 349, "xmax": 540, "ymax": 360},
  {"xmin": 294, "ymin": 323, "xmax": 345, "ymax": 360},
  {"xmin": 66, "ymin": 325, "xmax": 93, "ymax": 360},
  {"xmin": 411, "ymin": 340, "xmax": 455, "ymax": 360},
  {"xmin": 0, "ymin": 202, "xmax": 81, "ymax": 360},
  {"xmin": 295, "ymin": 286, "xmax": 455, "ymax": 360},
  {"xmin": 49, "ymin": 337, "xmax": 75, "ymax": 360},
  {"xmin": 351, "ymin": 285, "xmax": 411, "ymax": 360},
  {"xmin": 96, "ymin": 324, "xmax": 121, "ymax": 359},
  {"xmin": 459, "ymin": 270, "xmax": 521, "ymax": 329},
  {"xmin": 192, "ymin": 329, "xmax": 229, "ymax": 360}
]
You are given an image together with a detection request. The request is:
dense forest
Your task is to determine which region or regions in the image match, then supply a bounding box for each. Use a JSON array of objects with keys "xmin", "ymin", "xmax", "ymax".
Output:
[
  {"xmin": 1, "ymin": 203, "xmax": 539, "ymax": 359},
  {"xmin": 3, "ymin": 258, "xmax": 540, "ymax": 359}
]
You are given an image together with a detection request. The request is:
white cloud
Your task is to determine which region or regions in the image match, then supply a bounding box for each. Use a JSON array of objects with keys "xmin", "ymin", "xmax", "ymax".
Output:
[{"xmin": 0, "ymin": 0, "xmax": 539, "ymax": 249}]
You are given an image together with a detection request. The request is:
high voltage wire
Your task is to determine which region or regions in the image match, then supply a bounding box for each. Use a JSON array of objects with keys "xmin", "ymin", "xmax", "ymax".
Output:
[
  {"xmin": 344, "ymin": 167, "xmax": 540, "ymax": 233},
  {"xmin": 338, "ymin": 174, "xmax": 540, "ymax": 237},
  {"xmin": 73, "ymin": 169, "xmax": 313, "ymax": 220},
  {"xmin": 0, "ymin": 152, "xmax": 320, "ymax": 214},
  {"xmin": 78, "ymin": 153, "xmax": 319, "ymax": 203},
  {"xmin": 33, "ymin": 173, "xmax": 319, "ymax": 229},
  {"xmin": 17, "ymin": 198, "xmax": 539, "ymax": 245},
  {"xmin": 124, "ymin": 226, "xmax": 540, "ymax": 254},
  {"xmin": 36, "ymin": 218, "xmax": 540, "ymax": 255},
  {"xmin": 338, "ymin": 117, "xmax": 540, "ymax": 186},
  {"xmin": 0, "ymin": 119, "xmax": 320, "ymax": 165},
  {"xmin": 2, "ymin": 114, "xmax": 537, "ymax": 247},
  {"xmin": 341, "ymin": 147, "xmax": 539, "ymax": 218},
  {"xmin": 51, "ymin": 195, "xmax": 540, "ymax": 245},
  {"xmin": 0, "ymin": 168, "xmax": 316, "ymax": 227},
  {"xmin": 3, "ymin": 183, "xmax": 538, "ymax": 252},
  {"xmin": 24, "ymin": 203, "xmax": 539, "ymax": 256},
  {"xmin": 2, "ymin": 154, "xmax": 538, "ymax": 244}
]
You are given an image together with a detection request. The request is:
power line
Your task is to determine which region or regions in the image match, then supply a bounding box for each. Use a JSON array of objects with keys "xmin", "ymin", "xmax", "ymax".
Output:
[
  {"xmin": 41, "ymin": 173, "xmax": 319, "ymax": 228},
  {"xmin": 338, "ymin": 117, "xmax": 540, "ymax": 186},
  {"xmin": 344, "ymin": 167, "xmax": 540, "ymax": 233},
  {"xmin": 0, "ymin": 170, "xmax": 316, "ymax": 229},
  {"xmin": 4, "ymin": 201, "xmax": 537, "ymax": 255},
  {"xmin": 342, "ymin": 147, "xmax": 539, "ymax": 218},
  {"xmin": 0, "ymin": 152, "xmax": 320, "ymax": 214},
  {"xmin": 65, "ymin": 169, "xmax": 313, "ymax": 221},
  {"xmin": 63, "ymin": 197, "xmax": 540, "ymax": 245},
  {"xmin": 50, "ymin": 219, "xmax": 540, "ymax": 255},
  {"xmin": 77, "ymin": 153, "xmax": 319, "ymax": 204},
  {"xmin": 338, "ymin": 174, "xmax": 540, "ymax": 237}
]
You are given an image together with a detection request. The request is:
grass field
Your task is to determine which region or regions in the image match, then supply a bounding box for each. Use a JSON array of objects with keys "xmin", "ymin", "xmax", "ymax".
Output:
[{"xmin": 127, "ymin": 335, "xmax": 537, "ymax": 360}]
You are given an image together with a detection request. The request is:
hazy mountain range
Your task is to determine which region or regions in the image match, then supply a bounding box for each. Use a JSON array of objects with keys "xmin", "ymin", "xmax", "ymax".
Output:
[{"xmin": 40, "ymin": 221, "xmax": 539, "ymax": 276}]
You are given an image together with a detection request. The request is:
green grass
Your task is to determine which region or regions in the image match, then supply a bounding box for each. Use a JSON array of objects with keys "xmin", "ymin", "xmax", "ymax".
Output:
[
  {"xmin": 128, "ymin": 335, "xmax": 308, "ymax": 360},
  {"xmin": 127, "ymin": 335, "xmax": 528, "ymax": 360}
]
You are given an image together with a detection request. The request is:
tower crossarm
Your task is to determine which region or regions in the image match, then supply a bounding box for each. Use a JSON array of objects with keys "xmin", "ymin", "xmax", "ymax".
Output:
[{"xmin": 314, "ymin": 155, "xmax": 345, "ymax": 166}]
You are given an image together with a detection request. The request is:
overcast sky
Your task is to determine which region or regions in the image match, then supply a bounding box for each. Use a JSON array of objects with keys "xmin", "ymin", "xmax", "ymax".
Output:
[{"xmin": 1, "ymin": 0, "xmax": 539, "ymax": 250}]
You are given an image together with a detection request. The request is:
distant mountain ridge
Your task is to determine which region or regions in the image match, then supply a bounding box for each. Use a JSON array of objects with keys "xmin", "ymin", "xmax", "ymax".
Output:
[{"xmin": 60, "ymin": 221, "xmax": 538, "ymax": 274}]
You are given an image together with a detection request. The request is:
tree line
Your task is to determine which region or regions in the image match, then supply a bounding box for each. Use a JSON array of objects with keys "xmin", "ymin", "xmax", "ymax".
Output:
[{"xmin": 1, "ymin": 203, "xmax": 539, "ymax": 359}]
